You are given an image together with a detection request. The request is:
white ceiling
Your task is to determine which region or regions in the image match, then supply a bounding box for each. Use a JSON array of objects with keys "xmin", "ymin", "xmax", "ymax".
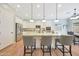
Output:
[{"xmin": 3, "ymin": 3, "xmax": 79, "ymax": 20}]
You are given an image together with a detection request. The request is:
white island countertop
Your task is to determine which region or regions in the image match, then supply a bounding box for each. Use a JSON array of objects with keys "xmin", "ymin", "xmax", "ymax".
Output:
[
  {"xmin": 23, "ymin": 32, "xmax": 71, "ymax": 36},
  {"xmin": 74, "ymin": 32, "xmax": 79, "ymax": 36}
]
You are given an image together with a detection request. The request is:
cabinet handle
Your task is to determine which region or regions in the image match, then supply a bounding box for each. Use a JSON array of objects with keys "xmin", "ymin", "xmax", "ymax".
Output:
[{"xmin": 11, "ymin": 32, "xmax": 13, "ymax": 34}]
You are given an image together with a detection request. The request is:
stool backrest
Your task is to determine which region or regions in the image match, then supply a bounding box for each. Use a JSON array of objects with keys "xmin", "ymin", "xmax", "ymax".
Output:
[
  {"xmin": 23, "ymin": 36, "xmax": 34, "ymax": 46},
  {"xmin": 41, "ymin": 36, "xmax": 52, "ymax": 46},
  {"xmin": 67, "ymin": 31, "xmax": 74, "ymax": 35},
  {"xmin": 59, "ymin": 35, "xmax": 73, "ymax": 45}
]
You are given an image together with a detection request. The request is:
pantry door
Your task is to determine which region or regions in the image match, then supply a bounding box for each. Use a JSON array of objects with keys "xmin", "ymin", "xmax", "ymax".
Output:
[{"xmin": 0, "ymin": 7, "xmax": 15, "ymax": 49}]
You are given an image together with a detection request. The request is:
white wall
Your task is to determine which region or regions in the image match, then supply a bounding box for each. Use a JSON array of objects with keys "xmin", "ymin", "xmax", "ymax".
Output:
[{"xmin": 0, "ymin": 5, "xmax": 15, "ymax": 50}]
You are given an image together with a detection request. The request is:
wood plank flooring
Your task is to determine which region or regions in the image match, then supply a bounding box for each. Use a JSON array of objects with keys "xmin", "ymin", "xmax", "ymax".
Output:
[{"xmin": 0, "ymin": 39, "xmax": 79, "ymax": 56}]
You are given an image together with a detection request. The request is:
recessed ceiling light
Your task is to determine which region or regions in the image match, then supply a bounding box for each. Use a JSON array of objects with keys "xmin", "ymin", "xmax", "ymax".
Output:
[
  {"xmin": 58, "ymin": 4, "xmax": 62, "ymax": 8},
  {"xmin": 17, "ymin": 4, "xmax": 20, "ymax": 8},
  {"xmin": 37, "ymin": 4, "xmax": 40, "ymax": 8},
  {"xmin": 30, "ymin": 20, "xmax": 34, "ymax": 22},
  {"xmin": 42, "ymin": 20, "xmax": 46, "ymax": 22}
]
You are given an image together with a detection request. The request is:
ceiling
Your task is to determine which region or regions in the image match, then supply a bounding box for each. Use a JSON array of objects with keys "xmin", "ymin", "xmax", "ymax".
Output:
[{"xmin": 2, "ymin": 3, "xmax": 79, "ymax": 20}]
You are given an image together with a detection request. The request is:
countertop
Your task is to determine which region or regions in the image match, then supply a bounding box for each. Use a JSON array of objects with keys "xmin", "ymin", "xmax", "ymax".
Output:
[
  {"xmin": 74, "ymin": 32, "xmax": 79, "ymax": 35},
  {"xmin": 23, "ymin": 32, "xmax": 72, "ymax": 36}
]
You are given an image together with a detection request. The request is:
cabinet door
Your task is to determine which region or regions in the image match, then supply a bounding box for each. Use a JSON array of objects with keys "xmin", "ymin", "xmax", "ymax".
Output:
[
  {"xmin": 0, "ymin": 7, "xmax": 15, "ymax": 49},
  {"xmin": 0, "ymin": 7, "xmax": 5, "ymax": 49},
  {"xmin": 4, "ymin": 10, "xmax": 15, "ymax": 44}
]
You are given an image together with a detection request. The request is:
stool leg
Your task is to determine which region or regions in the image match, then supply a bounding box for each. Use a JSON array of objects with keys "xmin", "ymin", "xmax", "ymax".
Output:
[
  {"xmin": 55, "ymin": 39, "xmax": 57, "ymax": 49},
  {"xmin": 62, "ymin": 45, "xmax": 65, "ymax": 56},
  {"xmin": 31, "ymin": 46, "xmax": 32, "ymax": 56},
  {"xmin": 50, "ymin": 46, "xmax": 51, "ymax": 56},
  {"xmin": 41, "ymin": 44, "xmax": 42, "ymax": 49},
  {"xmin": 34, "ymin": 45, "xmax": 36, "ymax": 50},
  {"xmin": 24, "ymin": 46, "xmax": 26, "ymax": 56},
  {"xmin": 73, "ymin": 37, "xmax": 76, "ymax": 45},
  {"xmin": 43, "ymin": 45, "xmax": 44, "ymax": 56},
  {"xmin": 69, "ymin": 45, "xmax": 72, "ymax": 56},
  {"xmin": 27, "ymin": 46, "xmax": 29, "ymax": 49},
  {"xmin": 73, "ymin": 39, "xmax": 75, "ymax": 45}
]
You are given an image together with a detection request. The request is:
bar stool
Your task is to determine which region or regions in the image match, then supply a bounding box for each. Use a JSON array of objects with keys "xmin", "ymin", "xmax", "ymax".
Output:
[
  {"xmin": 56, "ymin": 35, "xmax": 73, "ymax": 56},
  {"xmin": 41, "ymin": 36, "xmax": 52, "ymax": 56},
  {"xmin": 67, "ymin": 31, "xmax": 76, "ymax": 45},
  {"xmin": 74, "ymin": 35, "xmax": 79, "ymax": 45},
  {"xmin": 23, "ymin": 36, "xmax": 36, "ymax": 56}
]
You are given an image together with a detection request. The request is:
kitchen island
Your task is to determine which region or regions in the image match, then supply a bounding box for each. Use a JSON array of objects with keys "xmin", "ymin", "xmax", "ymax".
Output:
[{"xmin": 23, "ymin": 32, "xmax": 72, "ymax": 48}]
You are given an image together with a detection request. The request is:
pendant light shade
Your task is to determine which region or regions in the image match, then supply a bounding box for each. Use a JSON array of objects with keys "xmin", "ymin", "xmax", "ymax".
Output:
[
  {"xmin": 30, "ymin": 3, "xmax": 34, "ymax": 22},
  {"xmin": 42, "ymin": 3, "xmax": 46, "ymax": 23},
  {"xmin": 70, "ymin": 8, "xmax": 78, "ymax": 19},
  {"xmin": 54, "ymin": 3, "xmax": 59, "ymax": 22}
]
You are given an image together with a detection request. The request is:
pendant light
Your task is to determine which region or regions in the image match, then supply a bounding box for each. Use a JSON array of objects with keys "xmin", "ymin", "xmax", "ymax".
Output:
[
  {"xmin": 70, "ymin": 8, "xmax": 77, "ymax": 19},
  {"xmin": 42, "ymin": 3, "xmax": 46, "ymax": 22},
  {"xmin": 73, "ymin": 8, "xmax": 79, "ymax": 19},
  {"xmin": 30, "ymin": 3, "xmax": 34, "ymax": 22},
  {"xmin": 54, "ymin": 3, "xmax": 59, "ymax": 22}
]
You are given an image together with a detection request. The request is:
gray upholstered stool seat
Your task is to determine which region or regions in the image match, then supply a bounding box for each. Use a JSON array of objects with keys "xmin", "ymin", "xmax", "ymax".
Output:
[
  {"xmin": 23, "ymin": 36, "xmax": 36, "ymax": 56},
  {"xmin": 56, "ymin": 35, "xmax": 73, "ymax": 56},
  {"xmin": 41, "ymin": 36, "xmax": 52, "ymax": 56}
]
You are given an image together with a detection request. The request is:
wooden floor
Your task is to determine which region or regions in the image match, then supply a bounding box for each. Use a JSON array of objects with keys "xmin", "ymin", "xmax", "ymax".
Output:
[{"xmin": 0, "ymin": 39, "xmax": 79, "ymax": 56}]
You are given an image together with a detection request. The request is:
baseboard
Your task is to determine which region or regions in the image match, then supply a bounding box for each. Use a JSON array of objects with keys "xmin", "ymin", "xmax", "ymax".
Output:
[{"xmin": 0, "ymin": 43, "xmax": 14, "ymax": 51}]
